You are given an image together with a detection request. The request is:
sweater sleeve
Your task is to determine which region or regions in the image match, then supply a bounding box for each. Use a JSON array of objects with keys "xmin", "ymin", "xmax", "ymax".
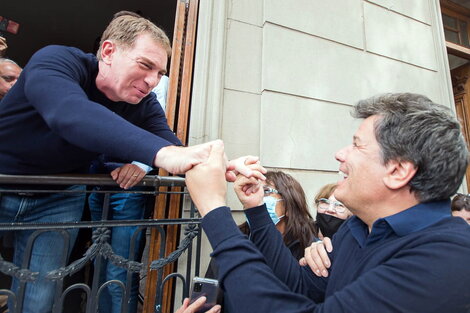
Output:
[
  {"xmin": 23, "ymin": 46, "xmax": 175, "ymax": 166},
  {"xmin": 202, "ymin": 206, "xmax": 319, "ymax": 313},
  {"xmin": 137, "ymin": 93, "xmax": 182, "ymax": 146},
  {"xmin": 244, "ymin": 204, "xmax": 327, "ymax": 302}
]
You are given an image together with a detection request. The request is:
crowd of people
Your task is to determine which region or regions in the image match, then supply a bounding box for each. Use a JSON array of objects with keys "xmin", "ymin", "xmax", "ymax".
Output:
[{"xmin": 0, "ymin": 9, "xmax": 469, "ymax": 313}]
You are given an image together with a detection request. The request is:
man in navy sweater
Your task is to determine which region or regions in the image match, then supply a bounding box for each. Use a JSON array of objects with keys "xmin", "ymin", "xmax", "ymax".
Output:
[
  {"xmin": 0, "ymin": 12, "xmax": 260, "ymax": 313},
  {"xmin": 181, "ymin": 93, "xmax": 470, "ymax": 313}
]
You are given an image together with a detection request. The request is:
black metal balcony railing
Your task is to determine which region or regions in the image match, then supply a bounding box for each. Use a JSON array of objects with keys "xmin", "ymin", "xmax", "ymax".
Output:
[{"xmin": 0, "ymin": 174, "xmax": 202, "ymax": 313}]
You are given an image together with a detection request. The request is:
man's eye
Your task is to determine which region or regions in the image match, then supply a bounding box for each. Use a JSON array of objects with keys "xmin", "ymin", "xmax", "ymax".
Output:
[
  {"xmin": 138, "ymin": 62, "xmax": 152, "ymax": 70},
  {"xmin": 1, "ymin": 76, "xmax": 16, "ymax": 82}
]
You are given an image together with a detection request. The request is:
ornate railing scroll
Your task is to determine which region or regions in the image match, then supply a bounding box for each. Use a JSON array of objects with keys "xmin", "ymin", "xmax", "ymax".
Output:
[{"xmin": 0, "ymin": 174, "xmax": 202, "ymax": 313}]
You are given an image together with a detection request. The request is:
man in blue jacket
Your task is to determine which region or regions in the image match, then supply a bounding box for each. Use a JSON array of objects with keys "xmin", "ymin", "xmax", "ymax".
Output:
[
  {"xmin": 0, "ymin": 12, "xmax": 260, "ymax": 313},
  {"xmin": 181, "ymin": 93, "xmax": 470, "ymax": 313}
]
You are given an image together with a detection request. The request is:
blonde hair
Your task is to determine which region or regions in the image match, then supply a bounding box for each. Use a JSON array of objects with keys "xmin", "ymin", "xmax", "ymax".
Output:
[
  {"xmin": 314, "ymin": 183, "xmax": 337, "ymax": 205},
  {"xmin": 97, "ymin": 12, "xmax": 171, "ymax": 60}
]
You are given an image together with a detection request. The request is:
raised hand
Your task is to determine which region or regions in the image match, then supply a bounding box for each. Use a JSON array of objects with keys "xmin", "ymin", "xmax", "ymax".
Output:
[
  {"xmin": 233, "ymin": 172, "xmax": 264, "ymax": 209},
  {"xmin": 225, "ymin": 155, "xmax": 266, "ymax": 182},
  {"xmin": 185, "ymin": 140, "xmax": 228, "ymax": 216},
  {"xmin": 299, "ymin": 237, "xmax": 333, "ymax": 277}
]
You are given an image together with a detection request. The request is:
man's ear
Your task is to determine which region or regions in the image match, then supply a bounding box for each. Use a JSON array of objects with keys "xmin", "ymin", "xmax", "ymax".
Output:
[
  {"xmin": 100, "ymin": 40, "xmax": 116, "ymax": 64},
  {"xmin": 383, "ymin": 159, "xmax": 417, "ymax": 190}
]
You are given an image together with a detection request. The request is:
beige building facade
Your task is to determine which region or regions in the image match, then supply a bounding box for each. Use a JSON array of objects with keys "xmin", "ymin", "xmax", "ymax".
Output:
[
  {"xmin": 189, "ymin": 0, "xmax": 455, "ymax": 217},
  {"xmin": 174, "ymin": 0, "xmax": 469, "ymax": 288}
]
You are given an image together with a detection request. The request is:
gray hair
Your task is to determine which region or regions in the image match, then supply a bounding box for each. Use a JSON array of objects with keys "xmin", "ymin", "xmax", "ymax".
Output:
[
  {"xmin": 353, "ymin": 93, "xmax": 468, "ymax": 202},
  {"xmin": 0, "ymin": 58, "xmax": 20, "ymax": 67}
]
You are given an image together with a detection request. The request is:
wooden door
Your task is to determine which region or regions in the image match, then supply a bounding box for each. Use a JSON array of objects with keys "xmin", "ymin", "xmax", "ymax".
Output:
[
  {"xmin": 143, "ymin": 0, "xmax": 200, "ymax": 312},
  {"xmin": 451, "ymin": 63, "xmax": 470, "ymax": 188}
]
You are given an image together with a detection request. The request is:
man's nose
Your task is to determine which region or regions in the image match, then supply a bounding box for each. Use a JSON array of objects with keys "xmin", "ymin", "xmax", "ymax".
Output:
[
  {"xmin": 326, "ymin": 205, "xmax": 337, "ymax": 213},
  {"xmin": 335, "ymin": 145, "xmax": 349, "ymax": 162},
  {"xmin": 145, "ymin": 74, "xmax": 160, "ymax": 89}
]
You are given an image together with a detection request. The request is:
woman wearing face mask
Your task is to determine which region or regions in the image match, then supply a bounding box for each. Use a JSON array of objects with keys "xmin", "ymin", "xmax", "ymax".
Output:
[
  {"xmin": 314, "ymin": 183, "xmax": 353, "ymax": 239},
  {"xmin": 205, "ymin": 171, "xmax": 318, "ymax": 312},
  {"xmin": 259, "ymin": 171, "xmax": 319, "ymax": 259}
]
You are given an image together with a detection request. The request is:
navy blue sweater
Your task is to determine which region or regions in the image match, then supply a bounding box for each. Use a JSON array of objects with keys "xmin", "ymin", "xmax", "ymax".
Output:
[
  {"xmin": 0, "ymin": 45, "xmax": 180, "ymax": 175},
  {"xmin": 202, "ymin": 201, "xmax": 470, "ymax": 313}
]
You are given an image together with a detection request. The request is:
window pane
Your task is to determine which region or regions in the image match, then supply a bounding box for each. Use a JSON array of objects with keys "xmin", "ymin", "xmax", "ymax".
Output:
[
  {"xmin": 443, "ymin": 14, "xmax": 458, "ymax": 28},
  {"xmin": 460, "ymin": 20, "xmax": 470, "ymax": 47},
  {"xmin": 445, "ymin": 29, "xmax": 460, "ymax": 44}
]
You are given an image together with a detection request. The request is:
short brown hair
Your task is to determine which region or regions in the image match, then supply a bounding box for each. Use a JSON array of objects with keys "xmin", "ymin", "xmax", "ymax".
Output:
[{"xmin": 97, "ymin": 11, "xmax": 171, "ymax": 60}]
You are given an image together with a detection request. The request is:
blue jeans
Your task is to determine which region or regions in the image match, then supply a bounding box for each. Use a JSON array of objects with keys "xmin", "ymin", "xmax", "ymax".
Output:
[
  {"xmin": 89, "ymin": 190, "xmax": 146, "ymax": 313},
  {"xmin": 0, "ymin": 185, "xmax": 86, "ymax": 313}
]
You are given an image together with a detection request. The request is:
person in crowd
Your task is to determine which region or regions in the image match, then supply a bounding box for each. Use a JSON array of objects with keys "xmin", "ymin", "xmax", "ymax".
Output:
[
  {"xmin": 205, "ymin": 171, "xmax": 318, "ymax": 312},
  {"xmin": 88, "ymin": 158, "xmax": 151, "ymax": 313},
  {"xmin": 0, "ymin": 36, "xmax": 7, "ymax": 57},
  {"xmin": 152, "ymin": 74, "xmax": 169, "ymax": 111},
  {"xmin": 0, "ymin": 11, "xmax": 260, "ymax": 313},
  {"xmin": 313, "ymin": 183, "xmax": 352, "ymax": 239},
  {"xmin": 0, "ymin": 58, "xmax": 21, "ymax": 100},
  {"xmin": 87, "ymin": 11, "xmax": 161, "ymax": 313},
  {"xmin": 451, "ymin": 193, "xmax": 470, "ymax": 224},
  {"xmin": 179, "ymin": 93, "xmax": 470, "ymax": 313}
]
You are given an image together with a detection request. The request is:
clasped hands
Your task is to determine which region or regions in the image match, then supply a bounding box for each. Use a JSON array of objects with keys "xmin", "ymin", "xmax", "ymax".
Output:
[{"xmin": 185, "ymin": 140, "xmax": 266, "ymax": 217}]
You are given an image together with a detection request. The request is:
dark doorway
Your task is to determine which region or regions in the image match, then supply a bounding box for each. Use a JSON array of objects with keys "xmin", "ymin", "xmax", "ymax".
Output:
[{"xmin": 0, "ymin": 0, "xmax": 177, "ymax": 67}]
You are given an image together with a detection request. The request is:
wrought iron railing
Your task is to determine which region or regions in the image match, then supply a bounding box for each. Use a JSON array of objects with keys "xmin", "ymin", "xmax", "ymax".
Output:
[{"xmin": 0, "ymin": 174, "xmax": 202, "ymax": 313}]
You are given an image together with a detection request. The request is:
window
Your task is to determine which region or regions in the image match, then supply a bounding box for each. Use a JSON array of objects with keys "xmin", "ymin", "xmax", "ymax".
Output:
[{"xmin": 442, "ymin": 12, "xmax": 470, "ymax": 48}]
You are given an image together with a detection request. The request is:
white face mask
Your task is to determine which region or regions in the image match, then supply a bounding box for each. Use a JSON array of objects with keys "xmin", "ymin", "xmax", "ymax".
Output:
[{"xmin": 263, "ymin": 196, "xmax": 284, "ymax": 225}]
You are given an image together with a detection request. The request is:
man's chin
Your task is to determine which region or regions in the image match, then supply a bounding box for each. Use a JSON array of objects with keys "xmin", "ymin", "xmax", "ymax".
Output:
[{"xmin": 124, "ymin": 95, "xmax": 143, "ymax": 105}]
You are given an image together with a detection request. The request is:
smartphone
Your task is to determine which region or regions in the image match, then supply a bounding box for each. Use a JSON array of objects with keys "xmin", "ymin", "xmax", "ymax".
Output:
[{"xmin": 189, "ymin": 277, "xmax": 219, "ymax": 313}]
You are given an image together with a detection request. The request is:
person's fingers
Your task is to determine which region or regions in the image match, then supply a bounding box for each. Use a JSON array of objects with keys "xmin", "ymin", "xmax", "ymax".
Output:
[
  {"xmin": 174, "ymin": 298, "xmax": 190, "ymax": 313},
  {"xmin": 299, "ymin": 257, "xmax": 307, "ymax": 266},
  {"xmin": 187, "ymin": 296, "xmax": 207, "ymax": 313},
  {"xmin": 244, "ymin": 155, "xmax": 260, "ymax": 166},
  {"xmin": 244, "ymin": 182, "xmax": 261, "ymax": 195},
  {"xmin": 225, "ymin": 171, "xmax": 237, "ymax": 182},
  {"xmin": 110, "ymin": 167, "xmax": 121, "ymax": 181},
  {"xmin": 316, "ymin": 241, "xmax": 331, "ymax": 270},
  {"xmin": 123, "ymin": 170, "xmax": 145, "ymax": 189},
  {"xmin": 207, "ymin": 140, "xmax": 225, "ymax": 168},
  {"xmin": 206, "ymin": 304, "xmax": 221, "ymax": 313},
  {"xmin": 323, "ymin": 236, "xmax": 333, "ymax": 253},
  {"xmin": 234, "ymin": 176, "xmax": 258, "ymax": 192},
  {"xmin": 310, "ymin": 242, "xmax": 330, "ymax": 277},
  {"xmin": 303, "ymin": 246, "xmax": 320, "ymax": 276},
  {"xmin": 304, "ymin": 242, "xmax": 327, "ymax": 277},
  {"xmin": 249, "ymin": 169, "xmax": 266, "ymax": 181},
  {"xmin": 116, "ymin": 165, "xmax": 131, "ymax": 185}
]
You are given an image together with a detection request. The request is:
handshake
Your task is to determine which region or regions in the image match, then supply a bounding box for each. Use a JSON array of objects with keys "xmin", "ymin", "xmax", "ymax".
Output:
[
  {"xmin": 183, "ymin": 140, "xmax": 267, "ymax": 217},
  {"xmin": 174, "ymin": 139, "xmax": 267, "ymax": 313}
]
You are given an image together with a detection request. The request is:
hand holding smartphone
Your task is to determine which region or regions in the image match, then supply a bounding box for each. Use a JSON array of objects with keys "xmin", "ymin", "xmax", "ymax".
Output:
[{"xmin": 189, "ymin": 277, "xmax": 219, "ymax": 313}]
